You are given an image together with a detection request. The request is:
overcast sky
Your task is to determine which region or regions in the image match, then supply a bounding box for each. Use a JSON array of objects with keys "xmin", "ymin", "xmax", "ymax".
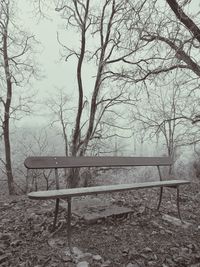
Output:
[
  {"xmin": 17, "ymin": 0, "xmax": 199, "ymax": 128},
  {"xmin": 17, "ymin": 0, "xmax": 102, "ymax": 127},
  {"xmin": 17, "ymin": 1, "xmax": 75, "ymax": 125}
]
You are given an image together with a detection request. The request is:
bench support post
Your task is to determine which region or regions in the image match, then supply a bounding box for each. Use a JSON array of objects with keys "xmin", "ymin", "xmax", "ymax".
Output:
[
  {"xmin": 176, "ymin": 186, "xmax": 183, "ymax": 222},
  {"xmin": 53, "ymin": 198, "xmax": 60, "ymax": 231},
  {"xmin": 156, "ymin": 166, "xmax": 183, "ymax": 222},
  {"xmin": 157, "ymin": 186, "xmax": 163, "ymax": 210},
  {"xmin": 157, "ymin": 185, "xmax": 183, "ymax": 222},
  {"xmin": 67, "ymin": 197, "xmax": 72, "ymax": 252},
  {"xmin": 55, "ymin": 168, "xmax": 59, "ymax": 190},
  {"xmin": 52, "ymin": 167, "xmax": 60, "ymax": 231},
  {"xmin": 157, "ymin": 166, "xmax": 163, "ymax": 210}
]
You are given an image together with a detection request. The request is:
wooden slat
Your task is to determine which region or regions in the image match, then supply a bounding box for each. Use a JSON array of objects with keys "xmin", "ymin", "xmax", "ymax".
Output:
[
  {"xmin": 28, "ymin": 180, "xmax": 190, "ymax": 200},
  {"xmin": 24, "ymin": 156, "xmax": 173, "ymax": 169}
]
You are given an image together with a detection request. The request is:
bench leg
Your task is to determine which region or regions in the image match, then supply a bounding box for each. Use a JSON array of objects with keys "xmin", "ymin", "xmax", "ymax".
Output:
[
  {"xmin": 53, "ymin": 198, "xmax": 60, "ymax": 231},
  {"xmin": 176, "ymin": 186, "xmax": 183, "ymax": 223},
  {"xmin": 157, "ymin": 186, "xmax": 183, "ymax": 223},
  {"xmin": 157, "ymin": 186, "xmax": 163, "ymax": 210},
  {"xmin": 67, "ymin": 197, "xmax": 72, "ymax": 252}
]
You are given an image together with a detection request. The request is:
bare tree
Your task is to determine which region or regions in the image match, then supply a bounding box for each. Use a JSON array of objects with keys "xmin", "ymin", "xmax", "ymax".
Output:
[
  {"xmin": 101, "ymin": 0, "xmax": 200, "ymax": 148},
  {"xmin": 166, "ymin": 1, "xmax": 200, "ymax": 126},
  {"xmin": 30, "ymin": 0, "xmax": 200, "ymax": 183},
  {"xmin": 46, "ymin": 89, "xmax": 74, "ymax": 156},
  {"xmin": 131, "ymin": 73, "xmax": 199, "ymax": 169},
  {"xmin": 0, "ymin": 0, "xmax": 38, "ymax": 194},
  {"xmin": 98, "ymin": 0, "xmax": 199, "ymax": 94},
  {"xmin": 54, "ymin": 0, "xmax": 138, "ymax": 187}
]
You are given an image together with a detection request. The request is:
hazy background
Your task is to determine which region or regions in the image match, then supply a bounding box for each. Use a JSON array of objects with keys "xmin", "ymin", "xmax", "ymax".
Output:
[{"xmin": 1, "ymin": 0, "xmax": 200, "ymax": 193}]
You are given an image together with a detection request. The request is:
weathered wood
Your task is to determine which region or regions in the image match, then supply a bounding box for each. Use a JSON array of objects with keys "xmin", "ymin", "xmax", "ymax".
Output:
[
  {"xmin": 24, "ymin": 156, "xmax": 173, "ymax": 169},
  {"xmin": 25, "ymin": 155, "xmax": 190, "ymax": 250},
  {"xmin": 28, "ymin": 180, "xmax": 190, "ymax": 200}
]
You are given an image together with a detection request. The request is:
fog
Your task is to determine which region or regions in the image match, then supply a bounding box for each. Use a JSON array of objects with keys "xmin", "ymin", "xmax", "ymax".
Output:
[{"xmin": 1, "ymin": 0, "xmax": 200, "ymax": 187}]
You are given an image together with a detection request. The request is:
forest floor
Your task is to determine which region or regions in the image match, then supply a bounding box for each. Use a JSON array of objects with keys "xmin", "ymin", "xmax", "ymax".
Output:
[{"xmin": 0, "ymin": 181, "xmax": 200, "ymax": 267}]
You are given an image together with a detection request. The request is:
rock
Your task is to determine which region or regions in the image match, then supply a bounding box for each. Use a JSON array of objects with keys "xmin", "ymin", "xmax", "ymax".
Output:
[
  {"xmin": 64, "ymin": 247, "xmax": 83, "ymax": 259},
  {"xmin": 114, "ymin": 233, "xmax": 120, "ymax": 239},
  {"xmin": 27, "ymin": 212, "xmax": 39, "ymax": 221},
  {"xmin": 126, "ymin": 263, "xmax": 140, "ymax": 267},
  {"xmin": 62, "ymin": 255, "xmax": 72, "ymax": 262},
  {"xmin": 140, "ymin": 253, "xmax": 148, "ymax": 259},
  {"xmin": 61, "ymin": 196, "xmax": 133, "ymax": 224},
  {"xmin": 73, "ymin": 247, "xmax": 84, "ymax": 259},
  {"xmin": 130, "ymin": 221, "xmax": 137, "ymax": 226},
  {"xmin": 56, "ymin": 239, "xmax": 66, "ymax": 247},
  {"xmin": 122, "ymin": 248, "xmax": 129, "ymax": 255},
  {"xmin": 101, "ymin": 260, "xmax": 111, "ymax": 267},
  {"xmin": 82, "ymin": 252, "xmax": 93, "ymax": 258},
  {"xmin": 162, "ymin": 214, "xmax": 192, "ymax": 228},
  {"xmin": 76, "ymin": 261, "xmax": 89, "ymax": 267},
  {"xmin": 153, "ymin": 254, "xmax": 158, "ymax": 260},
  {"xmin": 78, "ymin": 252, "xmax": 93, "ymax": 262},
  {"xmin": 143, "ymin": 247, "xmax": 152, "ymax": 253},
  {"xmin": 160, "ymin": 229, "xmax": 166, "ymax": 235},
  {"xmin": 92, "ymin": 254, "xmax": 102, "ymax": 262}
]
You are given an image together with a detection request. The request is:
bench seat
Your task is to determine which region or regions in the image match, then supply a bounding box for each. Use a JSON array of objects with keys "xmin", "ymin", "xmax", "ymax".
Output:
[{"xmin": 28, "ymin": 180, "xmax": 190, "ymax": 200}]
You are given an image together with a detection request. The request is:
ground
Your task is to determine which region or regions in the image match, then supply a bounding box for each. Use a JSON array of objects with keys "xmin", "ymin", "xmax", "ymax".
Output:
[{"xmin": 0, "ymin": 182, "xmax": 200, "ymax": 267}]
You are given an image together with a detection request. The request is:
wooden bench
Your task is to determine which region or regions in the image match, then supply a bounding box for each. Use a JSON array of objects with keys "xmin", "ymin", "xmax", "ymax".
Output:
[{"xmin": 24, "ymin": 156, "xmax": 190, "ymax": 250}]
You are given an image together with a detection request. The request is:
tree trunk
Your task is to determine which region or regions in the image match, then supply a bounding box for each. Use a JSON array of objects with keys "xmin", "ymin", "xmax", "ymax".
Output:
[
  {"xmin": 3, "ymin": 104, "xmax": 15, "ymax": 195},
  {"xmin": 3, "ymin": 22, "xmax": 15, "ymax": 195},
  {"xmin": 66, "ymin": 1, "xmax": 90, "ymax": 188},
  {"xmin": 67, "ymin": 168, "xmax": 80, "ymax": 188}
]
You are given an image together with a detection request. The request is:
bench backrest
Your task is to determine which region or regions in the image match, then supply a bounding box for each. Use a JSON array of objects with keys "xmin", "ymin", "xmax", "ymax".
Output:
[{"xmin": 24, "ymin": 156, "xmax": 172, "ymax": 169}]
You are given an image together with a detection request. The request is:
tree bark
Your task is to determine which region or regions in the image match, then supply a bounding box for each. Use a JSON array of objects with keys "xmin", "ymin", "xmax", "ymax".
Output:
[
  {"xmin": 3, "ymin": 25, "xmax": 15, "ymax": 195},
  {"xmin": 71, "ymin": 0, "xmax": 90, "ymax": 157},
  {"xmin": 165, "ymin": 0, "xmax": 200, "ymax": 44}
]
